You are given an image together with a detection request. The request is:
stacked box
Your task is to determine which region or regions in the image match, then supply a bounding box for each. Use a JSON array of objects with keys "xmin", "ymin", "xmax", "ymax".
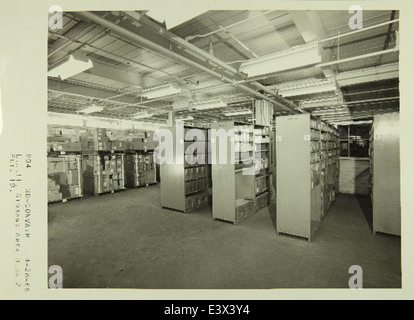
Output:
[
  {"xmin": 112, "ymin": 141, "xmax": 129, "ymax": 152},
  {"xmin": 48, "ymin": 155, "xmax": 82, "ymax": 202},
  {"xmin": 48, "ymin": 179, "xmax": 63, "ymax": 203},
  {"xmin": 81, "ymin": 129, "xmax": 113, "ymax": 152},
  {"xmin": 125, "ymin": 153, "xmax": 157, "ymax": 188},
  {"xmin": 82, "ymin": 153, "xmax": 125, "ymax": 195},
  {"xmin": 48, "ymin": 127, "xmax": 81, "ymax": 153}
]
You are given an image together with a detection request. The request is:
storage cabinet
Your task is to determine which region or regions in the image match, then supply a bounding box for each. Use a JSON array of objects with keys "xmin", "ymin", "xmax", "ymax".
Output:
[
  {"xmin": 370, "ymin": 112, "xmax": 401, "ymax": 236},
  {"xmin": 160, "ymin": 126, "xmax": 211, "ymax": 213},
  {"xmin": 276, "ymin": 114, "xmax": 340, "ymax": 241}
]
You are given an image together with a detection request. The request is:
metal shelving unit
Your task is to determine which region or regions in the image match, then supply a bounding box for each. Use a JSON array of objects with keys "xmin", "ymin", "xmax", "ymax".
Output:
[
  {"xmin": 211, "ymin": 121, "xmax": 271, "ymax": 225},
  {"xmin": 276, "ymin": 114, "xmax": 340, "ymax": 242},
  {"xmin": 370, "ymin": 112, "xmax": 401, "ymax": 236},
  {"xmin": 160, "ymin": 126, "xmax": 210, "ymax": 213}
]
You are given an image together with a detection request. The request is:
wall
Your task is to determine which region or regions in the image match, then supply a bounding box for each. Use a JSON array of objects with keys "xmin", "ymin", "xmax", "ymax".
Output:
[{"xmin": 339, "ymin": 158, "xmax": 370, "ymax": 195}]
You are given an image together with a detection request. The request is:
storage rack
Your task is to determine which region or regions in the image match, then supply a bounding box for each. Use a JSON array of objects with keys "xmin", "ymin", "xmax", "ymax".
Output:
[
  {"xmin": 370, "ymin": 112, "xmax": 401, "ymax": 236},
  {"xmin": 47, "ymin": 126, "xmax": 84, "ymax": 204},
  {"xmin": 125, "ymin": 151, "xmax": 157, "ymax": 188},
  {"xmin": 211, "ymin": 121, "xmax": 271, "ymax": 225},
  {"xmin": 48, "ymin": 154, "xmax": 83, "ymax": 204},
  {"xmin": 160, "ymin": 126, "xmax": 210, "ymax": 213},
  {"xmin": 82, "ymin": 151, "xmax": 126, "ymax": 196},
  {"xmin": 276, "ymin": 114, "xmax": 340, "ymax": 242},
  {"xmin": 254, "ymin": 125, "xmax": 271, "ymax": 212}
]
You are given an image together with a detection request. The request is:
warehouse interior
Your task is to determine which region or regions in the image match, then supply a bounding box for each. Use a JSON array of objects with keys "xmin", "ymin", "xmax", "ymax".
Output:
[{"xmin": 47, "ymin": 10, "xmax": 401, "ymax": 289}]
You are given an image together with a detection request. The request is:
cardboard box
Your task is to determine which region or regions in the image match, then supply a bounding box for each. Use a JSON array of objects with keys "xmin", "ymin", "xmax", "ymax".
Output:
[
  {"xmin": 67, "ymin": 170, "xmax": 79, "ymax": 186},
  {"xmin": 48, "ymin": 160, "xmax": 65, "ymax": 174},
  {"xmin": 49, "ymin": 193, "xmax": 63, "ymax": 202},
  {"xmin": 49, "ymin": 172, "xmax": 67, "ymax": 186},
  {"xmin": 129, "ymin": 140, "xmax": 146, "ymax": 151}
]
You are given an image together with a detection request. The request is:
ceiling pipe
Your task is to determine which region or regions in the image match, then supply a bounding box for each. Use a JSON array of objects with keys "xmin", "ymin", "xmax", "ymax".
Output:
[
  {"xmin": 317, "ymin": 48, "xmax": 399, "ymax": 68},
  {"xmin": 127, "ymin": 12, "xmax": 300, "ymax": 112},
  {"xmin": 73, "ymin": 11, "xmax": 299, "ymax": 114},
  {"xmin": 185, "ymin": 10, "xmax": 277, "ymax": 41},
  {"xmin": 320, "ymin": 19, "xmax": 399, "ymax": 44}
]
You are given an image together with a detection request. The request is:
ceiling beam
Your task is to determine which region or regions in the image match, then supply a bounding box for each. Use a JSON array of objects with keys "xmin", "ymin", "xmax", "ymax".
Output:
[
  {"xmin": 84, "ymin": 59, "xmax": 156, "ymax": 88},
  {"xmin": 73, "ymin": 11, "xmax": 299, "ymax": 114},
  {"xmin": 289, "ymin": 11, "xmax": 326, "ymax": 43},
  {"xmin": 289, "ymin": 11, "xmax": 336, "ymax": 79},
  {"xmin": 48, "ymin": 78, "xmax": 140, "ymax": 104}
]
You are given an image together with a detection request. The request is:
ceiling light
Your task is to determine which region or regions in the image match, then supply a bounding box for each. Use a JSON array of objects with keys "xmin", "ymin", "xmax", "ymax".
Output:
[
  {"xmin": 132, "ymin": 112, "xmax": 153, "ymax": 120},
  {"xmin": 224, "ymin": 110, "xmax": 253, "ymax": 117},
  {"xmin": 176, "ymin": 116, "xmax": 194, "ymax": 122},
  {"xmin": 336, "ymin": 63, "xmax": 399, "ymax": 87},
  {"xmin": 240, "ymin": 43, "xmax": 322, "ymax": 78},
  {"xmin": 300, "ymin": 96, "xmax": 344, "ymax": 109},
  {"xmin": 192, "ymin": 100, "xmax": 227, "ymax": 111},
  {"xmin": 48, "ymin": 54, "xmax": 94, "ymax": 80},
  {"xmin": 79, "ymin": 105, "xmax": 105, "ymax": 115},
  {"xmin": 142, "ymin": 84, "xmax": 182, "ymax": 100},
  {"xmin": 273, "ymin": 78, "xmax": 339, "ymax": 98}
]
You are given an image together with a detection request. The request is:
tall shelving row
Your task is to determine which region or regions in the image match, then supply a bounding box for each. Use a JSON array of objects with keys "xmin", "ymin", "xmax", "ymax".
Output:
[
  {"xmin": 211, "ymin": 122, "xmax": 271, "ymax": 225},
  {"xmin": 276, "ymin": 114, "xmax": 340, "ymax": 242},
  {"xmin": 370, "ymin": 112, "xmax": 401, "ymax": 236},
  {"xmin": 254, "ymin": 125, "xmax": 271, "ymax": 212},
  {"xmin": 160, "ymin": 126, "xmax": 211, "ymax": 213}
]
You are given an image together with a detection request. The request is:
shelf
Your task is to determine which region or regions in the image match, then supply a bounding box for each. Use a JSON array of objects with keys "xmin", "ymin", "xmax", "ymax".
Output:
[
  {"xmin": 185, "ymin": 189, "xmax": 208, "ymax": 197},
  {"xmin": 256, "ymin": 189, "xmax": 270, "ymax": 197}
]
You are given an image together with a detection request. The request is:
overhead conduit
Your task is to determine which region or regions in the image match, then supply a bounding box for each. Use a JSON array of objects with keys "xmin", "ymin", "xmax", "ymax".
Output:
[{"xmin": 73, "ymin": 11, "xmax": 300, "ymax": 114}]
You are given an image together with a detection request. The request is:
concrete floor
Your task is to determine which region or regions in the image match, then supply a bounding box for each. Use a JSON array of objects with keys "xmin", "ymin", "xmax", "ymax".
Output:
[{"xmin": 48, "ymin": 186, "xmax": 401, "ymax": 289}]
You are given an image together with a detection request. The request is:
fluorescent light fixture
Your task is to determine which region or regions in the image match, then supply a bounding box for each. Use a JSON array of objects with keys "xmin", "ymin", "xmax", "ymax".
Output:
[
  {"xmin": 224, "ymin": 110, "xmax": 253, "ymax": 117},
  {"xmin": 336, "ymin": 63, "xmax": 399, "ymax": 87},
  {"xmin": 192, "ymin": 100, "xmax": 227, "ymax": 111},
  {"xmin": 79, "ymin": 105, "xmax": 104, "ymax": 115},
  {"xmin": 274, "ymin": 78, "xmax": 339, "ymax": 98},
  {"xmin": 300, "ymin": 96, "xmax": 344, "ymax": 109},
  {"xmin": 142, "ymin": 84, "xmax": 182, "ymax": 100},
  {"xmin": 132, "ymin": 112, "xmax": 153, "ymax": 120},
  {"xmin": 48, "ymin": 54, "xmax": 94, "ymax": 80},
  {"xmin": 240, "ymin": 43, "xmax": 322, "ymax": 78},
  {"xmin": 176, "ymin": 116, "xmax": 194, "ymax": 122}
]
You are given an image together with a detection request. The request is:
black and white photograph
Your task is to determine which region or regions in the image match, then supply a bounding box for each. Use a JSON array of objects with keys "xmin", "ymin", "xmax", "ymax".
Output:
[{"xmin": 45, "ymin": 8, "xmax": 402, "ymax": 290}]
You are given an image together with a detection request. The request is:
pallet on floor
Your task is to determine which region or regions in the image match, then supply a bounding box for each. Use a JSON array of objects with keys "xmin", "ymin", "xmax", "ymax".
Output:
[
  {"xmin": 48, "ymin": 196, "xmax": 83, "ymax": 205},
  {"xmin": 95, "ymin": 187, "xmax": 127, "ymax": 196}
]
